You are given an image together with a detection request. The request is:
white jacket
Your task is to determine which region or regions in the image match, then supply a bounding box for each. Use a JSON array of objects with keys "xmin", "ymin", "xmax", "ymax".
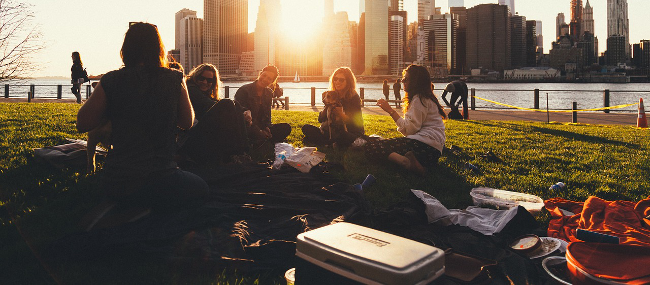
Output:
[{"xmin": 395, "ymin": 95, "xmax": 446, "ymax": 152}]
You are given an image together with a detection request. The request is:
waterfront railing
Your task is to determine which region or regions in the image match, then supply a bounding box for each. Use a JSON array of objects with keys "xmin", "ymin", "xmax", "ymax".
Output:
[{"xmin": 3, "ymin": 83, "xmax": 648, "ymax": 113}]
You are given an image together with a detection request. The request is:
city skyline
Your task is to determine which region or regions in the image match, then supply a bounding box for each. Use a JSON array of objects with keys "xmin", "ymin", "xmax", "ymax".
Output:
[{"xmin": 25, "ymin": 0, "xmax": 650, "ymax": 77}]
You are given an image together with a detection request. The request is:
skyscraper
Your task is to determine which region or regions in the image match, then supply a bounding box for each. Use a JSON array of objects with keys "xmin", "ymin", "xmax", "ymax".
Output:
[
  {"xmin": 175, "ymin": 9, "xmax": 197, "ymax": 50},
  {"xmin": 570, "ymin": 0, "xmax": 582, "ymax": 41},
  {"xmin": 448, "ymin": 0, "xmax": 464, "ymax": 8},
  {"xmin": 363, "ymin": 0, "xmax": 389, "ymax": 75},
  {"xmin": 466, "ymin": 4, "xmax": 511, "ymax": 72},
  {"xmin": 535, "ymin": 20, "xmax": 543, "ymax": 56},
  {"xmin": 389, "ymin": 15, "xmax": 405, "ymax": 75},
  {"xmin": 254, "ymin": 0, "xmax": 281, "ymax": 72},
  {"xmin": 418, "ymin": 0, "xmax": 435, "ymax": 23},
  {"xmin": 179, "ymin": 15, "xmax": 203, "ymax": 72},
  {"xmin": 498, "ymin": 0, "xmax": 514, "ymax": 15},
  {"xmin": 510, "ymin": 14, "xmax": 527, "ymax": 68},
  {"xmin": 582, "ymin": 0, "xmax": 594, "ymax": 35},
  {"xmin": 556, "ymin": 13, "xmax": 565, "ymax": 39},
  {"xmin": 389, "ymin": 0, "xmax": 403, "ymax": 12},
  {"xmin": 323, "ymin": 12, "xmax": 352, "ymax": 75},
  {"xmin": 607, "ymin": 0, "xmax": 630, "ymax": 57},
  {"xmin": 450, "ymin": 6, "xmax": 467, "ymax": 74},
  {"xmin": 203, "ymin": 0, "xmax": 248, "ymax": 75}
]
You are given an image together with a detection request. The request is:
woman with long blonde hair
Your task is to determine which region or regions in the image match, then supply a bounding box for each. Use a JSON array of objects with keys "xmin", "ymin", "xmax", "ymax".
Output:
[
  {"xmin": 301, "ymin": 67, "xmax": 365, "ymax": 146},
  {"xmin": 364, "ymin": 64, "xmax": 446, "ymax": 175}
]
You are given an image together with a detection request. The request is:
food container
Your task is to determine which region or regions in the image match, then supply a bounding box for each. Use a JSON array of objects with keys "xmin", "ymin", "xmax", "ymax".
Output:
[
  {"xmin": 295, "ymin": 222, "xmax": 445, "ymax": 285},
  {"xmin": 566, "ymin": 242, "xmax": 650, "ymax": 284},
  {"xmin": 470, "ymin": 187, "xmax": 545, "ymax": 215}
]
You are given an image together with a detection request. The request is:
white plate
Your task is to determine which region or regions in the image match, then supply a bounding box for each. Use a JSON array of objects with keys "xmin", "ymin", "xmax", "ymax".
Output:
[{"xmin": 528, "ymin": 237, "xmax": 564, "ymax": 259}]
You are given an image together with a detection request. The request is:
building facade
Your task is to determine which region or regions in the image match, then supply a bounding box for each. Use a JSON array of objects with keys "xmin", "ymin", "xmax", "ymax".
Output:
[
  {"xmin": 180, "ymin": 16, "xmax": 203, "ymax": 72},
  {"xmin": 570, "ymin": 0, "xmax": 582, "ymax": 41},
  {"xmin": 418, "ymin": 0, "xmax": 436, "ymax": 23},
  {"xmin": 389, "ymin": 15, "xmax": 405, "ymax": 75},
  {"xmin": 510, "ymin": 15, "xmax": 527, "ymax": 68},
  {"xmin": 203, "ymin": 0, "xmax": 248, "ymax": 75},
  {"xmin": 175, "ymin": 9, "xmax": 197, "ymax": 50},
  {"xmin": 323, "ymin": 12, "xmax": 353, "ymax": 76},
  {"xmin": 607, "ymin": 0, "xmax": 630, "ymax": 57},
  {"xmin": 363, "ymin": 0, "xmax": 389, "ymax": 75},
  {"xmin": 466, "ymin": 4, "xmax": 511, "ymax": 72},
  {"xmin": 556, "ymin": 13, "xmax": 565, "ymax": 40},
  {"xmin": 498, "ymin": 0, "xmax": 515, "ymax": 15},
  {"xmin": 254, "ymin": 0, "xmax": 282, "ymax": 73},
  {"xmin": 582, "ymin": 0, "xmax": 594, "ymax": 35}
]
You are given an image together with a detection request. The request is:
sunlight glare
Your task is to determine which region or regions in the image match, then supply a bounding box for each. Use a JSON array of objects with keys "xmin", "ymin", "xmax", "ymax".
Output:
[{"xmin": 279, "ymin": 0, "xmax": 323, "ymax": 41}]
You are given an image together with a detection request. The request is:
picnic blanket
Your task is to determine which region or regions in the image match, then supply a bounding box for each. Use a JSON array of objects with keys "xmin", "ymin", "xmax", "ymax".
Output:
[{"xmin": 545, "ymin": 196, "xmax": 650, "ymax": 246}]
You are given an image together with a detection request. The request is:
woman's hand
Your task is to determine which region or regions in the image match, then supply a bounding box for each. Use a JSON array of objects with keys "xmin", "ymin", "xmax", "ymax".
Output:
[
  {"xmin": 243, "ymin": 110, "xmax": 252, "ymax": 126},
  {"xmin": 376, "ymin": 98, "xmax": 393, "ymax": 113}
]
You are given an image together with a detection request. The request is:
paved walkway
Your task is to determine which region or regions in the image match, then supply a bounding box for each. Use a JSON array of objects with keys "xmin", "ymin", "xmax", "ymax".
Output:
[{"xmin": 1, "ymin": 98, "xmax": 642, "ymax": 126}]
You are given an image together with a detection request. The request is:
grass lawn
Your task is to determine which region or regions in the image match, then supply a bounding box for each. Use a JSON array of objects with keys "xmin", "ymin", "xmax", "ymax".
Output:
[{"xmin": 1, "ymin": 102, "xmax": 649, "ymax": 284}]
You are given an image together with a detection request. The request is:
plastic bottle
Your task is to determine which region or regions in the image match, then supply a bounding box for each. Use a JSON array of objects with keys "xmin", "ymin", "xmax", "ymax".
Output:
[
  {"xmin": 464, "ymin": 162, "xmax": 479, "ymax": 173},
  {"xmin": 549, "ymin": 182, "xmax": 566, "ymax": 191},
  {"xmin": 272, "ymin": 151, "xmax": 287, "ymax": 170}
]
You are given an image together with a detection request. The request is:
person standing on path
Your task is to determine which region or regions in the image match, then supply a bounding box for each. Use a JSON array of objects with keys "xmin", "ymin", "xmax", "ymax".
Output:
[
  {"xmin": 441, "ymin": 79, "xmax": 469, "ymax": 119},
  {"xmin": 393, "ymin": 78, "xmax": 402, "ymax": 108},
  {"xmin": 383, "ymin": 79, "xmax": 390, "ymax": 101},
  {"xmin": 71, "ymin": 51, "xmax": 89, "ymax": 104}
]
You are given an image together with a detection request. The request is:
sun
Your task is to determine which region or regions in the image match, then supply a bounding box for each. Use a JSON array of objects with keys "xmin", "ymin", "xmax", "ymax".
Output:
[{"xmin": 279, "ymin": 0, "xmax": 323, "ymax": 41}]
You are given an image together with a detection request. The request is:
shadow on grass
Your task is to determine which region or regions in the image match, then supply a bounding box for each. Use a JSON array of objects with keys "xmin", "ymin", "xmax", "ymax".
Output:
[{"xmin": 467, "ymin": 120, "xmax": 639, "ymax": 148}]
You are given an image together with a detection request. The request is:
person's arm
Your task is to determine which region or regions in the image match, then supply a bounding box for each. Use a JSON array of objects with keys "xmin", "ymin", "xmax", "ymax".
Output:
[
  {"xmin": 441, "ymin": 90, "xmax": 451, "ymax": 106},
  {"xmin": 234, "ymin": 85, "xmax": 250, "ymax": 111},
  {"xmin": 377, "ymin": 98, "xmax": 401, "ymax": 122},
  {"xmin": 177, "ymin": 79, "xmax": 194, "ymax": 130},
  {"xmin": 76, "ymin": 82, "xmax": 107, "ymax": 133}
]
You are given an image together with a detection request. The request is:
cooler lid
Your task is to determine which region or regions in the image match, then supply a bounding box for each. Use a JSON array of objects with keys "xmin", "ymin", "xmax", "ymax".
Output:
[{"xmin": 297, "ymin": 222, "xmax": 441, "ymax": 270}]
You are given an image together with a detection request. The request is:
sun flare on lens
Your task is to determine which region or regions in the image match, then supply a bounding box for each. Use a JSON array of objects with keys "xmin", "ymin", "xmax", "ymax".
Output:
[{"xmin": 279, "ymin": 0, "xmax": 322, "ymax": 41}]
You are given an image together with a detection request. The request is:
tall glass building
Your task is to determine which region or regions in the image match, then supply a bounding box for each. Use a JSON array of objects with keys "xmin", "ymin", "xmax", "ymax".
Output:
[
  {"xmin": 363, "ymin": 0, "xmax": 389, "ymax": 75},
  {"xmin": 203, "ymin": 0, "xmax": 248, "ymax": 75}
]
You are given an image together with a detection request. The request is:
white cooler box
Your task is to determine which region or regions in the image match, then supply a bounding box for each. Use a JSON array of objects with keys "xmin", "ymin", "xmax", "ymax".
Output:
[{"xmin": 295, "ymin": 222, "xmax": 445, "ymax": 285}]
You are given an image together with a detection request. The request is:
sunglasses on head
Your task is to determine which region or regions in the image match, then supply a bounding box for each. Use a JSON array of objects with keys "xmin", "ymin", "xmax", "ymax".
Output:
[{"xmin": 196, "ymin": 75, "xmax": 216, "ymax": 84}]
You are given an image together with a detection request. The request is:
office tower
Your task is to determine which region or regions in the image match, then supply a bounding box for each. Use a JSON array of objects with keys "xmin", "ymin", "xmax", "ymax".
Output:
[
  {"xmin": 498, "ymin": 0, "xmax": 514, "ymax": 15},
  {"xmin": 525, "ymin": 20, "xmax": 537, "ymax": 66},
  {"xmin": 582, "ymin": 0, "xmax": 594, "ymax": 35},
  {"xmin": 179, "ymin": 16, "xmax": 203, "ymax": 72},
  {"xmin": 254, "ymin": 0, "xmax": 281, "ymax": 72},
  {"xmin": 418, "ymin": 0, "xmax": 435, "ymax": 23},
  {"xmin": 642, "ymin": 40, "xmax": 650, "ymax": 69},
  {"xmin": 405, "ymin": 21, "xmax": 418, "ymax": 63},
  {"xmin": 323, "ymin": 12, "xmax": 352, "ymax": 75},
  {"xmin": 607, "ymin": 0, "xmax": 630, "ymax": 57},
  {"xmin": 389, "ymin": 15, "xmax": 405, "ymax": 75},
  {"xmin": 466, "ymin": 4, "xmax": 510, "ymax": 72},
  {"xmin": 578, "ymin": 31, "xmax": 596, "ymax": 65},
  {"xmin": 450, "ymin": 7, "xmax": 466, "ymax": 74},
  {"xmin": 427, "ymin": 14, "xmax": 457, "ymax": 74},
  {"xmin": 363, "ymin": 0, "xmax": 389, "ymax": 75},
  {"xmin": 570, "ymin": 0, "xmax": 582, "ymax": 41},
  {"xmin": 389, "ymin": 0, "xmax": 403, "ymax": 11},
  {"xmin": 535, "ymin": 20, "xmax": 543, "ymax": 55},
  {"xmin": 556, "ymin": 13, "xmax": 565, "ymax": 39},
  {"xmin": 448, "ymin": 0, "xmax": 464, "ymax": 8},
  {"xmin": 203, "ymin": 0, "xmax": 248, "ymax": 75},
  {"xmin": 349, "ymin": 21, "xmax": 363, "ymax": 75},
  {"xmin": 510, "ymin": 14, "xmax": 526, "ymax": 68},
  {"xmin": 606, "ymin": 35, "xmax": 626, "ymax": 65},
  {"xmin": 175, "ymin": 9, "xmax": 197, "ymax": 51}
]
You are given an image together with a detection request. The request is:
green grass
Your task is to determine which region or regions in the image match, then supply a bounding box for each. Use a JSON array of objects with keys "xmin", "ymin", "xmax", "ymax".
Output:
[{"xmin": 1, "ymin": 102, "xmax": 649, "ymax": 284}]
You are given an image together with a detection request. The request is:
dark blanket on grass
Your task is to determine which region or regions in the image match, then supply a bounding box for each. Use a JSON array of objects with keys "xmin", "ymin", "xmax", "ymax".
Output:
[{"xmin": 48, "ymin": 163, "xmax": 542, "ymax": 284}]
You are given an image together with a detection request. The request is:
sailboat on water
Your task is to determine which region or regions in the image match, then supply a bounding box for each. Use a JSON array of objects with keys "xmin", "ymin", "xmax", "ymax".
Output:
[{"xmin": 293, "ymin": 71, "xmax": 301, "ymax": 83}]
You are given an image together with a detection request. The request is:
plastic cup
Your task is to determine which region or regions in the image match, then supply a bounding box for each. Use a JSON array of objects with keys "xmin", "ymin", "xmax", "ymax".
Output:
[{"xmin": 285, "ymin": 268, "xmax": 295, "ymax": 285}]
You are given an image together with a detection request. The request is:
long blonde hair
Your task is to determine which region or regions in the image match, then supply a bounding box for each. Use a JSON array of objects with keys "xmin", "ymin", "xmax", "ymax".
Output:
[
  {"xmin": 186, "ymin": 63, "xmax": 221, "ymax": 100},
  {"xmin": 328, "ymin": 67, "xmax": 358, "ymax": 99}
]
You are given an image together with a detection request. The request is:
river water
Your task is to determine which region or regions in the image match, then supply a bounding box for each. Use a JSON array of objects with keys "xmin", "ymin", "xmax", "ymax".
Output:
[{"xmin": 5, "ymin": 79, "xmax": 649, "ymax": 112}]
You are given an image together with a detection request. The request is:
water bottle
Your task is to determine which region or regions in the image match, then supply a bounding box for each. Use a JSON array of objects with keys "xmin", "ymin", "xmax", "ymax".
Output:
[
  {"xmin": 464, "ymin": 162, "xmax": 479, "ymax": 173},
  {"xmin": 272, "ymin": 151, "xmax": 287, "ymax": 170},
  {"xmin": 549, "ymin": 182, "xmax": 566, "ymax": 191}
]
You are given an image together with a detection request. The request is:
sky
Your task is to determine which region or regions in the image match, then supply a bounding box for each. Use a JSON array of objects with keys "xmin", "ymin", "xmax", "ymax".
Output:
[{"xmin": 26, "ymin": 0, "xmax": 650, "ymax": 77}]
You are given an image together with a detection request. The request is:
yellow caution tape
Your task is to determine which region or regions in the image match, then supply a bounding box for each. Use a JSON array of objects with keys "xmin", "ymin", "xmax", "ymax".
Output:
[{"xmin": 473, "ymin": 96, "xmax": 639, "ymax": 113}]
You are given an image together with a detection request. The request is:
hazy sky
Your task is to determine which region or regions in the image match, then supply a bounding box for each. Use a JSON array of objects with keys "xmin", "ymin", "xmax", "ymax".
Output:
[{"xmin": 27, "ymin": 0, "xmax": 650, "ymax": 77}]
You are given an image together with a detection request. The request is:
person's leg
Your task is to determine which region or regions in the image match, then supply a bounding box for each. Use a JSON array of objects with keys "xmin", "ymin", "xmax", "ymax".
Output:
[
  {"xmin": 180, "ymin": 99, "xmax": 249, "ymax": 164},
  {"xmin": 462, "ymin": 97, "xmax": 469, "ymax": 120},
  {"xmin": 407, "ymin": 139, "xmax": 442, "ymax": 168},
  {"xmin": 301, "ymin": 124, "xmax": 327, "ymax": 145},
  {"xmin": 72, "ymin": 83, "xmax": 82, "ymax": 103},
  {"xmin": 270, "ymin": 123, "xmax": 291, "ymax": 143}
]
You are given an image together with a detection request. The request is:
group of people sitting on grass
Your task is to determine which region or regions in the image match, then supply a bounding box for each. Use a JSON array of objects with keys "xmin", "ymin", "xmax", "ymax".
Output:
[{"xmin": 76, "ymin": 22, "xmax": 448, "ymax": 211}]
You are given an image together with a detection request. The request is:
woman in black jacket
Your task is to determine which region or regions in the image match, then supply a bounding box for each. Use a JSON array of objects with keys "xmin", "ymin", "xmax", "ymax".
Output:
[{"xmin": 70, "ymin": 51, "xmax": 87, "ymax": 103}]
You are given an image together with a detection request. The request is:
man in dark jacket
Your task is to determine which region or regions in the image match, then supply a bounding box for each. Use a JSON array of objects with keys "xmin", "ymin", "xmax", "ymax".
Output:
[
  {"xmin": 234, "ymin": 65, "xmax": 291, "ymax": 145},
  {"xmin": 441, "ymin": 79, "xmax": 469, "ymax": 119}
]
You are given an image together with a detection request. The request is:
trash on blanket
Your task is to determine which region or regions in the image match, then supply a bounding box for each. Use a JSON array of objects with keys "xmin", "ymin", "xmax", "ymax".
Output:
[
  {"xmin": 33, "ymin": 138, "xmax": 107, "ymax": 169},
  {"xmin": 411, "ymin": 190, "xmax": 537, "ymax": 235},
  {"xmin": 273, "ymin": 143, "xmax": 325, "ymax": 173},
  {"xmin": 470, "ymin": 187, "xmax": 545, "ymax": 215}
]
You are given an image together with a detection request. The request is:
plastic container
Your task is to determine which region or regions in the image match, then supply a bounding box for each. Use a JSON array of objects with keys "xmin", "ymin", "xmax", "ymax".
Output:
[
  {"xmin": 295, "ymin": 222, "xmax": 445, "ymax": 285},
  {"xmin": 470, "ymin": 187, "xmax": 545, "ymax": 215},
  {"xmin": 285, "ymin": 268, "xmax": 295, "ymax": 285}
]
